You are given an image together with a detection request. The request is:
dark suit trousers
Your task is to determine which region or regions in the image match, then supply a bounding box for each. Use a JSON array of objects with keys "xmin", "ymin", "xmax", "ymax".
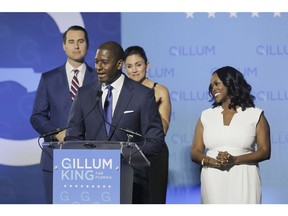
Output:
[{"xmin": 147, "ymin": 144, "xmax": 169, "ymax": 204}]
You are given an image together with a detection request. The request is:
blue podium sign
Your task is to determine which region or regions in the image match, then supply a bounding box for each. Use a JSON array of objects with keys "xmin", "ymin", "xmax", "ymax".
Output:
[{"xmin": 53, "ymin": 149, "xmax": 121, "ymax": 204}]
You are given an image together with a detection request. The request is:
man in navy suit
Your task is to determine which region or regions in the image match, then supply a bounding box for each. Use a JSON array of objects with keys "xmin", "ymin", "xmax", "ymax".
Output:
[
  {"xmin": 30, "ymin": 25, "xmax": 97, "ymax": 203},
  {"xmin": 65, "ymin": 41, "xmax": 166, "ymax": 203}
]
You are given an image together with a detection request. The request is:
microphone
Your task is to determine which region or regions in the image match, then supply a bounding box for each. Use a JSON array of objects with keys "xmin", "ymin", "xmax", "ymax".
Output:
[
  {"xmin": 40, "ymin": 90, "xmax": 103, "ymax": 139},
  {"xmin": 118, "ymin": 127, "xmax": 143, "ymax": 138},
  {"xmin": 40, "ymin": 128, "xmax": 62, "ymax": 138},
  {"xmin": 95, "ymin": 95, "xmax": 148, "ymax": 166}
]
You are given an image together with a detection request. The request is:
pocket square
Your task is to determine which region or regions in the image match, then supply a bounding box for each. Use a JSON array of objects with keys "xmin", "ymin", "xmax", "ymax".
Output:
[{"xmin": 124, "ymin": 110, "xmax": 134, "ymax": 114}]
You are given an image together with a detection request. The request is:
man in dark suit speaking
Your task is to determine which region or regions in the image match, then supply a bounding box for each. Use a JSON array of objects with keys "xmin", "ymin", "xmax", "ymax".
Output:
[{"xmin": 65, "ymin": 41, "xmax": 166, "ymax": 204}]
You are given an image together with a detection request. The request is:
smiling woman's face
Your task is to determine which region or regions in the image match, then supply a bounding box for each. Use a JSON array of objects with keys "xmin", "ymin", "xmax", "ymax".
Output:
[
  {"xmin": 124, "ymin": 54, "xmax": 149, "ymax": 83},
  {"xmin": 210, "ymin": 73, "xmax": 229, "ymax": 104}
]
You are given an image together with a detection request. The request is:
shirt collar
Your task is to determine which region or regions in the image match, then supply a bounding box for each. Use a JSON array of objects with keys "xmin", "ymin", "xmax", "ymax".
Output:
[
  {"xmin": 101, "ymin": 73, "xmax": 124, "ymax": 91},
  {"xmin": 66, "ymin": 61, "xmax": 86, "ymax": 74}
]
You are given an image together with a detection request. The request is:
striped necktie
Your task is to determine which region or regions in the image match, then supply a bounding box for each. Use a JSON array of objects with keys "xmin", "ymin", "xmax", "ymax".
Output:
[{"xmin": 70, "ymin": 69, "xmax": 80, "ymax": 101}]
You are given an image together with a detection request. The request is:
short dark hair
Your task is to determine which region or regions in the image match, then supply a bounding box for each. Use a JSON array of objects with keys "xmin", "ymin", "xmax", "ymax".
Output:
[
  {"xmin": 124, "ymin": 45, "xmax": 148, "ymax": 63},
  {"xmin": 99, "ymin": 41, "xmax": 124, "ymax": 62},
  {"xmin": 63, "ymin": 25, "xmax": 89, "ymax": 48},
  {"xmin": 208, "ymin": 66, "xmax": 255, "ymax": 111}
]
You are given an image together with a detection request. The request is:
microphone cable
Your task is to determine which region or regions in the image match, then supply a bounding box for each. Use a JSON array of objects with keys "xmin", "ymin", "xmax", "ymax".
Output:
[
  {"xmin": 96, "ymin": 102, "xmax": 150, "ymax": 166},
  {"xmin": 39, "ymin": 90, "xmax": 103, "ymax": 158}
]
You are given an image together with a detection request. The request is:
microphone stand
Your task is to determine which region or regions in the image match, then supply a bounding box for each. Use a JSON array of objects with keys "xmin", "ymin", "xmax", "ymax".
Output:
[{"xmin": 126, "ymin": 134, "xmax": 134, "ymax": 165}]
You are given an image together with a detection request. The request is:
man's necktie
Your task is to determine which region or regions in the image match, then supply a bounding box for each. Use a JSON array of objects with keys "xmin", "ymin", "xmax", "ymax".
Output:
[
  {"xmin": 104, "ymin": 84, "xmax": 113, "ymax": 136},
  {"xmin": 70, "ymin": 69, "xmax": 80, "ymax": 101}
]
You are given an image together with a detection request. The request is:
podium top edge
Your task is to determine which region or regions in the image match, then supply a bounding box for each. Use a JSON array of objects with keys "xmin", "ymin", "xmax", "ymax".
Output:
[
  {"xmin": 42, "ymin": 140, "xmax": 136, "ymax": 144},
  {"xmin": 41, "ymin": 140, "xmax": 137, "ymax": 150}
]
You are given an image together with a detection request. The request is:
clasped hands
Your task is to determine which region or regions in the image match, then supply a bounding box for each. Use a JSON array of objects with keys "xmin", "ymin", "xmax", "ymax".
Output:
[{"xmin": 215, "ymin": 151, "xmax": 235, "ymax": 171}]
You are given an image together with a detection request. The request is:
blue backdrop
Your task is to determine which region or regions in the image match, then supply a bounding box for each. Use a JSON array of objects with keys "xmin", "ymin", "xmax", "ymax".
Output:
[{"xmin": 0, "ymin": 12, "xmax": 287, "ymax": 204}]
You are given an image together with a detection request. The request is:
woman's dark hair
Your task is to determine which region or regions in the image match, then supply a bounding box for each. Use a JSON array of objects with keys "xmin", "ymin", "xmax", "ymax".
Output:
[
  {"xmin": 123, "ymin": 45, "xmax": 148, "ymax": 63},
  {"xmin": 208, "ymin": 66, "xmax": 255, "ymax": 111},
  {"xmin": 63, "ymin": 25, "xmax": 89, "ymax": 48}
]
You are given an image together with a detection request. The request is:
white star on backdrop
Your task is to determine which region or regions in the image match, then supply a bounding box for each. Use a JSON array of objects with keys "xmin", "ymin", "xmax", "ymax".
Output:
[
  {"xmin": 208, "ymin": 12, "xmax": 216, "ymax": 18},
  {"xmin": 274, "ymin": 12, "xmax": 281, "ymax": 17},
  {"xmin": 184, "ymin": 12, "xmax": 285, "ymax": 19},
  {"xmin": 186, "ymin": 12, "xmax": 194, "ymax": 18},
  {"xmin": 251, "ymin": 12, "xmax": 259, "ymax": 17}
]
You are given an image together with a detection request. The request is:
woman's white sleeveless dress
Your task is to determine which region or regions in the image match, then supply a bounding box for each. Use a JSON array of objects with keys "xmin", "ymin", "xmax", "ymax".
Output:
[{"xmin": 201, "ymin": 106, "xmax": 263, "ymax": 204}]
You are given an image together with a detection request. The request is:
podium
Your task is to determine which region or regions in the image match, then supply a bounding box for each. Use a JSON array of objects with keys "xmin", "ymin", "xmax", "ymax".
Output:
[{"xmin": 41, "ymin": 141, "xmax": 150, "ymax": 204}]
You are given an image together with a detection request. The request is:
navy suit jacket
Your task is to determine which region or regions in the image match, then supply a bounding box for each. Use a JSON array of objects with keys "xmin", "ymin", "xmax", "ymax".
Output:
[
  {"xmin": 30, "ymin": 63, "xmax": 97, "ymax": 139},
  {"xmin": 66, "ymin": 74, "xmax": 165, "ymax": 156}
]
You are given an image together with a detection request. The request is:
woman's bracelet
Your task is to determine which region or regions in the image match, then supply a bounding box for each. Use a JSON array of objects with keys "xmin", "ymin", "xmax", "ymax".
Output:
[{"xmin": 201, "ymin": 158, "xmax": 205, "ymax": 166}]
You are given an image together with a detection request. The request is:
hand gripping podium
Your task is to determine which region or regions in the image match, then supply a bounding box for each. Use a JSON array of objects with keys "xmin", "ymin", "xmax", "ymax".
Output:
[{"xmin": 41, "ymin": 141, "xmax": 150, "ymax": 204}]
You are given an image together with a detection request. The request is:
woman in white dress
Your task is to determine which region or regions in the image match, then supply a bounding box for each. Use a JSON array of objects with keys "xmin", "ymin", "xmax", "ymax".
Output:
[{"xmin": 191, "ymin": 66, "xmax": 271, "ymax": 204}]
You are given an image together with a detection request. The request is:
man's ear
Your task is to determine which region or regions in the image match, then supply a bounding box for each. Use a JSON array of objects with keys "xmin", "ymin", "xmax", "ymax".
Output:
[
  {"xmin": 117, "ymin": 59, "xmax": 123, "ymax": 70},
  {"xmin": 63, "ymin": 43, "xmax": 66, "ymax": 52}
]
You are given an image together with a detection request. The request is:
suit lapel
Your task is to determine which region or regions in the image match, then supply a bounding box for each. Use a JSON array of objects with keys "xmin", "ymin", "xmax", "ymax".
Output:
[
  {"xmin": 57, "ymin": 65, "xmax": 72, "ymax": 104},
  {"xmin": 109, "ymin": 77, "xmax": 133, "ymax": 137},
  {"xmin": 83, "ymin": 65, "xmax": 96, "ymax": 85},
  {"xmin": 91, "ymin": 81, "xmax": 108, "ymax": 137}
]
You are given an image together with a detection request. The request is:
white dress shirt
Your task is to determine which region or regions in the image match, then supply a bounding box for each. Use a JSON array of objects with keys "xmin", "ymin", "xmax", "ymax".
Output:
[
  {"xmin": 101, "ymin": 73, "xmax": 124, "ymax": 116},
  {"xmin": 65, "ymin": 61, "xmax": 87, "ymax": 90}
]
